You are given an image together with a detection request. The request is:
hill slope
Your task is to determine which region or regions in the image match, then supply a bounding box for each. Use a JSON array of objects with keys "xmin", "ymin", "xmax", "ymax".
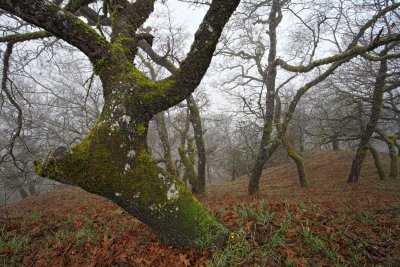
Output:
[
  {"xmin": 207, "ymin": 150, "xmax": 400, "ymax": 206},
  {"xmin": 1, "ymin": 150, "xmax": 399, "ymax": 266}
]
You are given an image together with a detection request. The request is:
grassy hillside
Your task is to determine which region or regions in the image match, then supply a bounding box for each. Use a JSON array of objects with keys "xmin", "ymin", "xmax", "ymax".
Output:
[
  {"xmin": 207, "ymin": 150, "xmax": 400, "ymax": 205},
  {"xmin": 1, "ymin": 150, "xmax": 399, "ymax": 266}
]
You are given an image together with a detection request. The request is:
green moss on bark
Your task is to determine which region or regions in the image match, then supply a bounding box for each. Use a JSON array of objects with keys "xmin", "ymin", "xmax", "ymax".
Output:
[
  {"xmin": 282, "ymin": 135, "xmax": 309, "ymax": 187},
  {"xmin": 35, "ymin": 112, "xmax": 228, "ymax": 249}
]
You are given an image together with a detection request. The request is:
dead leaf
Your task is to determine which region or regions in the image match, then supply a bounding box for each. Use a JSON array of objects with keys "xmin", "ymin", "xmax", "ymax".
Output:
[
  {"xmin": 179, "ymin": 253, "xmax": 191, "ymax": 266},
  {"xmin": 245, "ymin": 218, "xmax": 255, "ymax": 232},
  {"xmin": 286, "ymin": 228, "xmax": 295, "ymax": 237},
  {"xmin": 102, "ymin": 234, "xmax": 114, "ymax": 249},
  {"xmin": 295, "ymin": 258, "xmax": 308, "ymax": 267},
  {"xmin": 0, "ymin": 248, "xmax": 10, "ymax": 255}
]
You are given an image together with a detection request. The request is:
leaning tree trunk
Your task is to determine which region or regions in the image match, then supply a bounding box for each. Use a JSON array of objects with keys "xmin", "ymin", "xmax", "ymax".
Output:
[
  {"xmin": 17, "ymin": 187, "xmax": 29, "ymax": 199},
  {"xmin": 282, "ymin": 135, "xmax": 309, "ymax": 187},
  {"xmin": 381, "ymin": 135, "xmax": 398, "ymax": 179},
  {"xmin": 366, "ymin": 143, "xmax": 386, "ymax": 180},
  {"xmin": 35, "ymin": 54, "xmax": 228, "ymax": 248},
  {"xmin": 347, "ymin": 57, "xmax": 387, "ymax": 183}
]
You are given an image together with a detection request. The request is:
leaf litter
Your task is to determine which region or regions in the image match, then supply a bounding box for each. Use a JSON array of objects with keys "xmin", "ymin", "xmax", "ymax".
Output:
[{"xmin": 1, "ymin": 150, "xmax": 399, "ymax": 266}]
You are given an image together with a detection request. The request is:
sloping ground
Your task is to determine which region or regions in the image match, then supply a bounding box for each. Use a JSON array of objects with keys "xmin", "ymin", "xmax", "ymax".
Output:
[
  {"xmin": 0, "ymin": 187, "xmax": 211, "ymax": 266},
  {"xmin": 1, "ymin": 150, "xmax": 400, "ymax": 266},
  {"xmin": 206, "ymin": 150, "xmax": 400, "ymax": 207}
]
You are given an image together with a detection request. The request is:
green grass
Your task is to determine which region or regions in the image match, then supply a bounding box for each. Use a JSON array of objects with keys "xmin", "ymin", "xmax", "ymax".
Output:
[
  {"xmin": 74, "ymin": 218, "xmax": 101, "ymax": 245},
  {"xmin": 206, "ymin": 199, "xmax": 400, "ymax": 266},
  {"xmin": 0, "ymin": 227, "xmax": 30, "ymax": 266},
  {"xmin": 0, "ymin": 228, "xmax": 30, "ymax": 253}
]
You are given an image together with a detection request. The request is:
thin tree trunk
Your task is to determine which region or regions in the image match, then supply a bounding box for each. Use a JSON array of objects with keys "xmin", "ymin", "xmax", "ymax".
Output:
[
  {"xmin": 332, "ymin": 136, "xmax": 340, "ymax": 150},
  {"xmin": 154, "ymin": 112, "xmax": 177, "ymax": 177},
  {"xmin": 177, "ymin": 113, "xmax": 199, "ymax": 193},
  {"xmin": 248, "ymin": 0, "xmax": 281, "ymax": 195},
  {"xmin": 17, "ymin": 187, "xmax": 28, "ymax": 199},
  {"xmin": 282, "ymin": 135, "xmax": 309, "ymax": 187},
  {"xmin": 366, "ymin": 143, "xmax": 386, "ymax": 180},
  {"xmin": 139, "ymin": 39, "xmax": 207, "ymax": 194},
  {"xmin": 231, "ymin": 164, "xmax": 237, "ymax": 182},
  {"xmin": 28, "ymin": 183, "xmax": 37, "ymax": 196},
  {"xmin": 206, "ymin": 162, "xmax": 212, "ymax": 184},
  {"xmin": 381, "ymin": 135, "xmax": 398, "ymax": 179},
  {"xmin": 186, "ymin": 95, "xmax": 206, "ymax": 194},
  {"xmin": 348, "ymin": 56, "xmax": 388, "ymax": 183},
  {"xmin": 299, "ymin": 128, "xmax": 305, "ymax": 153}
]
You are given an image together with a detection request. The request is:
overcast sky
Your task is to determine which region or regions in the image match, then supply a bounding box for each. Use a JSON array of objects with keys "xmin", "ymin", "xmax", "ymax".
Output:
[{"xmin": 167, "ymin": 1, "xmax": 207, "ymax": 35}]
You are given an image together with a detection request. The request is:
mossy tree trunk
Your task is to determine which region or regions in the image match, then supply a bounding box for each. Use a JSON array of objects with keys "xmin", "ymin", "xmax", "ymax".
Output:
[
  {"xmin": 3, "ymin": 0, "xmax": 241, "ymax": 248},
  {"xmin": 380, "ymin": 134, "xmax": 398, "ymax": 179},
  {"xmin": 366, "ymin": 143, "xmax": 386, "ymax": 180},
  {"xmin": 347, "ymin": 56, "xmax": 388, "ymax": 183},
  {"xmin": 396, "ymin": 142, "xmax": 400, "ymax": 157},
  {"xmin": 177, "ymin": 111, "xmax": 199, "ymax": 193},
  {"xmin": 282, "ymin": 135, "xmax": 309, "ymax": 187},
  {"xmin": 154, "ymin": 112, "xmax": 178, "ymax": 177},
  {"xmin": 248, "ymin": 0, "xmax": 281, "ymax": 195},
  {"xmin": 387, "ymin": 140, "xmax": 398, "ymax": 180}
]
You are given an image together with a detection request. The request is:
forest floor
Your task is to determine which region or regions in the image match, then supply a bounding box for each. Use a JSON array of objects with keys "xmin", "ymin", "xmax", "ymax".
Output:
[{"xmin": 1, "ymin": 150, "xmax": 400, "ymax": 266}]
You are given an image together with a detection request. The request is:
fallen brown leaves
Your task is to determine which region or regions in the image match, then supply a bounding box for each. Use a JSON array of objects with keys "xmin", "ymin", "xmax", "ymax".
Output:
[
  {"xmin": 0, "ymin": 188, "xmax": 211, "ymax": 266},
  {"xmin": 0, "ymin": 150, "xmax": 399, "ymax": 266}
]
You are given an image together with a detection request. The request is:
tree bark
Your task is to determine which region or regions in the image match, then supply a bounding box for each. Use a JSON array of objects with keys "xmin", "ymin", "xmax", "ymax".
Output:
[
  {"xmin": 231, "ymin": 164, "xmax": 237, "ymax": 181},
  {"xmin": 35, "ymin": 94, "xmax": 227, "ymax": 248},
  {"xmin": 332, "ymin": 136, "xmax": 340, "ymax": 150},
  {"xmin": 177, "ymin": 112, "xmax": 199, "ymax": 193},
  {"xmin": 154, "ymin": 112, "xmax": 177, "ymax": 177},
  {"xmin": 17, "ymin": 187, "xmax": 29, "ymax": 199},
  {"xmin": 380, "ymin": 135, "xmax": 398, "ymax": 179},
  {"xmin": 347, "ymin": 56, "xmax": 387, "ymax": 183},
  {"xmin": 366, "ymin": 143, "xmax": 386, "ymax": 180},
  {"xmin": 186, "ymin": 95, "xmax": 206, "ymax": 194},
  {"xmin": 28, "ymin": 183, "xmax": 37, "ymax": 196},
  {"xmin": 282, "ymin": 135, "xmax": 309, "ymax": 187}
]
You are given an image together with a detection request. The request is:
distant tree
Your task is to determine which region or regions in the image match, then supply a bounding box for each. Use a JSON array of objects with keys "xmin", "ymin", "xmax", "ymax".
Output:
[
  {"xmin": 154, "ymin": 111, "xmax": 178, "ymax": 177},
  {"xmin": 138, "ymin": 22, "xmax": 208, "ymax": 193},
  {"xmin": 366, "ymin": 142, "xmax": 386, "ymax": 181},
  {"xmin": 214, "ymin": 0, "xmax": 400, "ymax": 193},
  {"xmin": 0, "ymin": 42, "xmax": 102, "ymax": 203},
  {"xmin": 347, "ymin": 54, "xmax": 389, "ymax": 183},
  {"xmin": 303, "ymin": 90, "xmax": 360, "ymax": 150},
  {"xmin": 0, "ymin": 0, "xmax": 241, "ymax": 248},
  {"xmin": 376, "ymin": 130, "xmax": 398, "ymax": 180}
]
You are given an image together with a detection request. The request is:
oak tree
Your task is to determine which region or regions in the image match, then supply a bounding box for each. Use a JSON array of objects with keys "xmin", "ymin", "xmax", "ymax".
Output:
[{"xmin": 0, "ymin": 0, "xmax": 240, "ymax": 248}]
